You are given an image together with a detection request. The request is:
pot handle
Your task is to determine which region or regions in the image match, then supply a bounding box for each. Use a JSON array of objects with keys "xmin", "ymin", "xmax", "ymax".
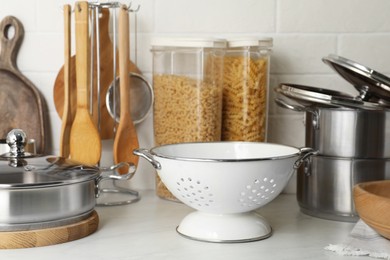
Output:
[
  {"xmin": 275, "ymin": 98, "xmax": 319, "ymax": 115},
  {"xmin": 275, "ymin": 98, "xmax": 306, "ymax": 112},
  {"xmin": 97, "ymin": 162, "xmax": 136, "ymax": 183},
  {"xmin": 133, "ymin": 148, "xmax": 161, "ymax": 170},
  {"xmin": 95, "ymin": 162, "xmax": 140, "ymax": 205},
  {"xmin": 293, "ymin": 147, "xmax": 318, "ymax": 169},
  {"xmin": 275, "ymin": 98, "xmax": 320, "ymax": 130}
]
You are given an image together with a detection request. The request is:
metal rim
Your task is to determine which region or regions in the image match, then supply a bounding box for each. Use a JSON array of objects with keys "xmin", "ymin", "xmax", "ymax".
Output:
[
  {"xmin": 176, "ymin": 226, "xmax": 273, "ymax": 243},
  {"xmin": 277, "ymin": 83, "xmax": 386, "ymax": 110},
  {"xmin": 0, "ymin": 156, "xmax": 100, "ymax": 189},
  {"xmin": 106, "ymin": 72, "xmax": 154, "ymax": 125},
  {"xmin": 150, "ymin": 142, "xmax": 301, "ymax": 163},
  {"xmin": 277, "ymin": 83, "xmax": 349, "ymax": 107}
]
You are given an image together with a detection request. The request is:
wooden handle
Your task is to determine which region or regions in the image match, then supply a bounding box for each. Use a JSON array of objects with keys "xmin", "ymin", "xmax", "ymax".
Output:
[
  {"xmin": 100, "ymin": 8, "xmax": 110, "ymax": 47},
  {"xmin": 113, "ymin": 5, "xmax": 139, "ymax": 173},
  {"xmin": 59, "ymin": 4, "xmax": 72, "ymax": 158},
  {"xmin": 119, "ymin": 5, "xmax": 131, "ymax": 119},
  {"xmin": 0, "ymin": 16, "xmax": 24, "ymax": 69},
  {"xmin": 63, "ymin": 5, "xmax": 71, "ymax": 112},
  {"xmin": 75, "ymin": 1, "xmax": 89, "ymax": 110}
]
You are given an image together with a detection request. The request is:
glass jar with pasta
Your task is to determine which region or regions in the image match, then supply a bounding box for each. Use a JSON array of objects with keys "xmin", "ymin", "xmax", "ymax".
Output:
[
  {"xmin": 151, "ymin": 37, "xmax": 226, "ymax": 201},
  {"xmin": 222, "ymin": 38, "xmax": 272, "ymax": 142}
]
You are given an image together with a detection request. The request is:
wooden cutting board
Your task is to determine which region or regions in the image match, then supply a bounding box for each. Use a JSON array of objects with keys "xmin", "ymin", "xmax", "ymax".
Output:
[
  {"xmin": 0, "ymin": 210, "xmax": 99, "ymax": 249},
  {"xmin": 0, "ymin": 16, "xmax": 47, "ymax": 153},
  {"xmin": 53, "ymin": 8, "xmax": 141, "ymax": 140}
]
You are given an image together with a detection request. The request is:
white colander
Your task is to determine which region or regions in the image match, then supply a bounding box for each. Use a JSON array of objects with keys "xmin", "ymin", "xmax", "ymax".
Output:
[{"xmin": 135, "ymin": 142, "xmax": 315, "ymax": 243}]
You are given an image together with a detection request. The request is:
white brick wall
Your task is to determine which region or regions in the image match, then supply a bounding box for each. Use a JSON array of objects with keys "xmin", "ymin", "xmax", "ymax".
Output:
[{"xmin": 1, "ymin": 0, "xmax": 390, "ymax": 192}]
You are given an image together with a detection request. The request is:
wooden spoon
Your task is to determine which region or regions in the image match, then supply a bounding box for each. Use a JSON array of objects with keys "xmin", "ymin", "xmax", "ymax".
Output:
[
  {"xmin": 59, "ymin": 4, "xmax": 72, "ymax": 158},
  {"xmin": 70, "ymin": 1, "xmax": 101, "ymax": 165},
  {"xmin": 113, "ymin": 5, "xmax": 139, "ymax": 174}
]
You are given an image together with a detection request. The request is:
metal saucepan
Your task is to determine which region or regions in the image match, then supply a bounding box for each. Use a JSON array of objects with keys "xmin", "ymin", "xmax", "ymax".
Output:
[
  {"xmin": 275, "ymin": 97, "xmax": 390, "ymax": 158},
  {"xmin": 0, "ymin": 129, "xmax": 136, "ymax": 231},
  {"xmin": 297, "ymin": 154, "xmax": 390, "ymax": 222}
]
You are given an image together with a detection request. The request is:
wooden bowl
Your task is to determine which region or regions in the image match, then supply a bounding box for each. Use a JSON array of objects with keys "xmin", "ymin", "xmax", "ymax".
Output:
[{"xmin": 354, "ymin": 180, "xmax": 390, "ymax": 239}]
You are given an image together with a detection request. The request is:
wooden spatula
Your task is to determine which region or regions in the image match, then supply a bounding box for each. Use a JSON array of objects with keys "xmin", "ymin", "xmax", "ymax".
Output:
[
  {"xmin": 59, "ymin": 4, "xmax": 73, "ymax": 158},
  {"xmin": 70, "ymin": 1, "xmax": 101, "ymax": 165},
  {"xmin": 113, "ymin": 5, "xmax": 139, "ymax": 173}
]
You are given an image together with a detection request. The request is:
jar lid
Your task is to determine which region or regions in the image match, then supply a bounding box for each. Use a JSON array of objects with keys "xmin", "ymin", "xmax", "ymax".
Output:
[
  {"xmin": 323, "ymin": 54, "xmax": 390, "ymax": 102},
  {"xmin": 227, "ymin": 37, "xmax": 273, "ymax": 48},
  {"xmin": 151, "ymin": 37, "xmax": 227, "ymax": 48},
  {"xmin": 276, "ymin": 83, "xmax": 385, "ymax": 110}
]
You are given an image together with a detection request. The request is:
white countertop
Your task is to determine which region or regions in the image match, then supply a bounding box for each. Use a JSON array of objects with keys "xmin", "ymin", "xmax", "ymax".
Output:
[{"xmin": 0, "ymin": 190, "xmax": 361, "ymax": 259}]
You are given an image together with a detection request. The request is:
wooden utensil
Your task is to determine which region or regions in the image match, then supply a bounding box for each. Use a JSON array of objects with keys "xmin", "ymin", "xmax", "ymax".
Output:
[
  {"xmin": 0, "ymin": 16, "xmax": 47, "ymax": 153},
  {"xmin": 113, "ymin": 5, "xmax": 139, "ymax": 173},
  {"xmin": 53, "ymin": 8, "xmax": 141, "ymax": 140},
  {"xmin": 70, "ymin": 1, "xmax": 101, "ymax": 165},
  {"xmin": 59, "ymin": 4, "xmax": 73, "ymax": 158}
]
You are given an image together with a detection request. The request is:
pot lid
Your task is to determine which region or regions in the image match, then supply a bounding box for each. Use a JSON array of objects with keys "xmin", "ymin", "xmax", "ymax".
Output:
[
  {"xmin": 0, "ymin": 129, "xmax": 99, "ymax": 189},
  {"xmin": 322, "ymin": 54, "xmax": 390, "ymax": 102},
  {"xmin": 276, "ymin": 83, "xmax": 385, "ymax": 110}
]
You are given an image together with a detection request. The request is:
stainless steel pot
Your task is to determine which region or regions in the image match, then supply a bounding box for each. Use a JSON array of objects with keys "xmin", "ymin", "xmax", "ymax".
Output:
[
  {"xmin": 0, "ymin": 129, "xmax": 136, "ymax": 231},
  {"xmin": 305, "ymin": 107, "xmax": 390, "ymax": 158},
  {"xmin": 275, "ymin": 55, "xmax": 390, "ymax": 222},
  {"xmin": 297, "ymin": 155, "xmax": 390, "ymax": 222},
  {"xmin": 276, "ymin": 98, "xmax": 390, "ymax": 158}
]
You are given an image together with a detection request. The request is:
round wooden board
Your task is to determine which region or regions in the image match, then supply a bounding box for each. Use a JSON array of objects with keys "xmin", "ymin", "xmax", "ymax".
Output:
[{"xmin": 0, "ymin": 210, "xmax": 99, "ymax": 249}]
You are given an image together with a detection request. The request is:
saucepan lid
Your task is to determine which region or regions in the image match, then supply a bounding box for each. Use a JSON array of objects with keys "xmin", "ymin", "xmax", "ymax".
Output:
[
  {"xmin": 276, "ymin": 83, "xmax": 385, "ymax": 110},
  {"xmin": 0, "ymin": 129, "xmax": 100, "ymax": 189},
  {"xmin": 322, "ymin": 54, "xmax": 390, "ymax": 102}
]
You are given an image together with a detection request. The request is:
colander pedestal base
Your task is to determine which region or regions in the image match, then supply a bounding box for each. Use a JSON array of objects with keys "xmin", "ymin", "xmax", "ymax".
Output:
[{"xmin": 176, "ymin": 211, "xmax": 272, "ymax": 243}]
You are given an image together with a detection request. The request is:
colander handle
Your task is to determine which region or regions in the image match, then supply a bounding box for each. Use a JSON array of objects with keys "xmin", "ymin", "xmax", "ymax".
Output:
[
  {"xmin": 294, "ymin": 147, "xmax": 318, "ymax": 169},
  {"xmin": 133, "ymin": 148, "xmax": 162, "ymax": 170}
]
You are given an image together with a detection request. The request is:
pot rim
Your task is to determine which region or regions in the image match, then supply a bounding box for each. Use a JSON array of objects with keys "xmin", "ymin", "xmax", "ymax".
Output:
[
  {"xmin": 149, "ymin": 141, "xmax": 302, "ymax": 163},
  {"xmin": 276, "ymin": 83, "xmax": 388, "ymax": 111},
  {"xmin": 0, "ymin": 177, "xmax": 97, "ymax": 189}
]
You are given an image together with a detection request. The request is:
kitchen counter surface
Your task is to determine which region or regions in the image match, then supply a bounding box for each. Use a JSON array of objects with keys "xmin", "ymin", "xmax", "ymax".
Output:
[{"xmin": 0, "ymin": 190, "xmax": 360, "ymax": 259}]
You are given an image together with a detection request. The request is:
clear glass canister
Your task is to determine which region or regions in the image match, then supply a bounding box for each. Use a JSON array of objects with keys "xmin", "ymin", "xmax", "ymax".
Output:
[
  {"xmin": 151, "ymin": 37, "xmax": 226, "ymax": 201},
  {"xmin": 222, "ymin": 38, "xmax": 272, "ymax": 142}
]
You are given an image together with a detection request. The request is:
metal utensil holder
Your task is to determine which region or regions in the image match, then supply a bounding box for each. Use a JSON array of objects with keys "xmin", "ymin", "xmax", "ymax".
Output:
[{"xmin": 83, "ymin": 1, "xmax": 140, "ymax": 206}]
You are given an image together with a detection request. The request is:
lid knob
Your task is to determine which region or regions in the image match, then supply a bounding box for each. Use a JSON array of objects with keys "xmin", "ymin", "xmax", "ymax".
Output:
[{"xmin": 6, "ymin": 129, "xmax": 27, "ymax": 157}]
